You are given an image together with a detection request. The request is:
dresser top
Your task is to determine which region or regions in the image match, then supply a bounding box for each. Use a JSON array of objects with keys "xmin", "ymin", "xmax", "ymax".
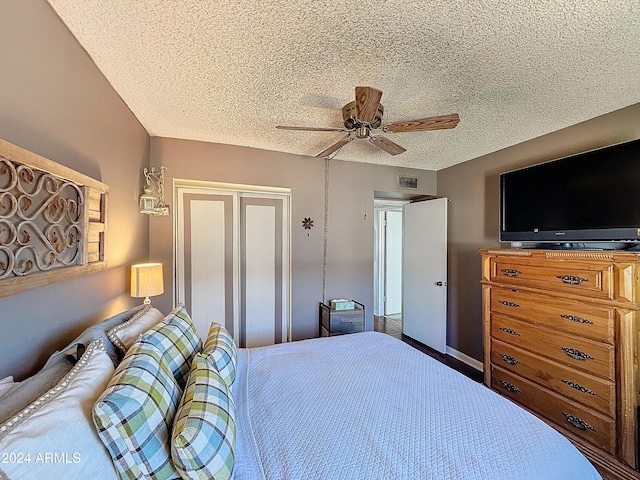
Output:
[{"xmin": 479, "ymin": 247, "xmax": 640, "ymax": 262}]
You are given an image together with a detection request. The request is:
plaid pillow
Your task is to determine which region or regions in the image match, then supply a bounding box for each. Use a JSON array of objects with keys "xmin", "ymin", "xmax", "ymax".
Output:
[
  {"xmin": 202, "ymin": 322, "xmax": 237, "ymax": 387},
  {"xmin": 171, "ymin": 354, "xmax": 235, "ymax": 480},
  {"xmin": 141, "ymin": 305, "xmax": 202, "ymax": 389},
  {"xmin": 93, "ymin": 341, "xmax": 181, "ymax": 480}
]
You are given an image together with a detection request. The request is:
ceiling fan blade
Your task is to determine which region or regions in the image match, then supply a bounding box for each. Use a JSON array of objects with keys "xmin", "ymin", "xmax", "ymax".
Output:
[
  {"xmin": 276, "ymin": 125, "xmax": 350, "ymax": 132},
  {"xmin": 383, "ymin": 113, "xmax": 460, "ymax": 133},
  {"xmin": 316, "ymin": 135, "xmax": 353, "ymax": 158},
  {"xmin": 355, "ymin": 86, "xmax": 383, "ymax": 124},
  {"xmin": 369, "ymin": 136, "xmax": 406, "ymax": 155}
]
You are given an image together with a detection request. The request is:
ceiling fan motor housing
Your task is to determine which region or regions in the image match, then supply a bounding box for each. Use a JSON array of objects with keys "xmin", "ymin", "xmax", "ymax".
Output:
[{"xmin": 342, "ymin": 101, "xmax": 384, "ymax": 129}]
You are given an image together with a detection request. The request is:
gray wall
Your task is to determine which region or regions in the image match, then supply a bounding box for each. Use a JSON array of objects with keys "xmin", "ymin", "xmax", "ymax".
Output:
[
  {"xmin": 438, "ymin": 102, "xmax": 640, "ymax": 362},
  {"xmin": 0, "ymin": 0, "xmax": 150, "ymax": 380},
  {"xmin": 2, "ymin": 0, "xmax": 638, "ymax": 380},
  {"xmin": 150, "ymin": 137, "xmax": 437, "ymax": 340}
]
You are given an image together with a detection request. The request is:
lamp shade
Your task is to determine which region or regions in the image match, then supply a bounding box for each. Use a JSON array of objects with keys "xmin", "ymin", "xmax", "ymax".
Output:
[{"xmin": 131, "ymin": 263, "xmax": 164, "ymax": 303}]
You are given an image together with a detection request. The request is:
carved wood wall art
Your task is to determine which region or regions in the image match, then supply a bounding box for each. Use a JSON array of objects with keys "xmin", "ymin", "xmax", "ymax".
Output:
[{"xmin": 0, "ymin": 139, "xmax": 108, "ymax": 298}]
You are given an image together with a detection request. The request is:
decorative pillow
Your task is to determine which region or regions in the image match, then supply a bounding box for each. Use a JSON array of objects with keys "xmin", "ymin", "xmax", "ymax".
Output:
[
  {"xmin": 0, "ymin": 340, "xmax": 117, "ymax": 479},
  {"xmin": 140, "ymin": 305, "xmax": 202, "ymax": 389},
  {"xmin": 0, "ymin": 353, "xmax": 75, "ymax": 426},
  {"xmin": 93, "ymin": 340, "xmax": 181, "ymax": 480},
  {"xmin": 44, "ymin": 304, "xmax": 150, "ymax": 367},
  {"xmin": 0, "ymin": 376, "xmax": 15, "ymax": 398},
  {"xmin": 107, "ymin": 306, "xmax": 165, "ymax": 353},
  {"xmin": 171, "ymin": 354, "xmax": 236, "ymax": 480},
  {"xmin": 202, "ymin": 322, "xmax": 237, "ymax": 387}
]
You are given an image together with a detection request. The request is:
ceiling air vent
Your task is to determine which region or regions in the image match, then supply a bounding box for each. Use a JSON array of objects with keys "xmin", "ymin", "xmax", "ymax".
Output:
[{"xmin": 398, "ymin": 175, "xmax": 418, "ymax": 189}]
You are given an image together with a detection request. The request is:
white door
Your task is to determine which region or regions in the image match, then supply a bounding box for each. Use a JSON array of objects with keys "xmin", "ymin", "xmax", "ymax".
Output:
[
  {"xmin": 402, "ymin": 198, "xmax": 447, "ymax": 352},
  {"xmin": 175, "ymin": 183, "xmax": 290, "ymax": 347}
]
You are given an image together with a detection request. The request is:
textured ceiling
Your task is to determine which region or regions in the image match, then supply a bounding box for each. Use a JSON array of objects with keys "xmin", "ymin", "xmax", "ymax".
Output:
[{"xmin": 46, "ymin": 0, "xmax": 640, "ymax": 170}]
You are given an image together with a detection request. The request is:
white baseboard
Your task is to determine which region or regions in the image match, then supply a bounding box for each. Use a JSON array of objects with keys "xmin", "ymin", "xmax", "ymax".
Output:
[{"xmin": 445, "ymin": 346, "xmax": 483, "ymax": 372}]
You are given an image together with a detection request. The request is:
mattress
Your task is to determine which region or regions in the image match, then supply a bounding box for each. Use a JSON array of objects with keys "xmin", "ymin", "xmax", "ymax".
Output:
[{"xmin": 231, "ymin": 331, "xmax": 601, "ymax": 480}]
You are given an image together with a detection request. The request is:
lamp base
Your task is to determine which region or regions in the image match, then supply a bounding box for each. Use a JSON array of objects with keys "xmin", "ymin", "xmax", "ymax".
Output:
[{"xmin": 143, "ymin": 297, "xmax": 151, "ymax": 305}]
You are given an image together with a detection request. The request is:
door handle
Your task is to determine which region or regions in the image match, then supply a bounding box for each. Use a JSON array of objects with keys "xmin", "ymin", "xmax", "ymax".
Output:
[{"xmin": 435, "ymin": 281, "xmax": 446, "ymax": 286}]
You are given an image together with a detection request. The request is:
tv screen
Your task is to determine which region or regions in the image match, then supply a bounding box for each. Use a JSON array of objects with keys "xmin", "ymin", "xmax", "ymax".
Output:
[{"xmin": 500, "ymin": 138, "xmax": 640, "ymax": 243}]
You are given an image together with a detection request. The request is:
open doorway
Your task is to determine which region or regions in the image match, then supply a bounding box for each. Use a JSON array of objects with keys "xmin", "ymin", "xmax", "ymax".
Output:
[{"xmin": 373, "ymin": 199, "xmax": 409, "ymax": 338}]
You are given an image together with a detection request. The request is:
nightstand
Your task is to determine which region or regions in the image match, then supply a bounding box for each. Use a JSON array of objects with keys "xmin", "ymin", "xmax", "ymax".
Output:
[{"xmin": 319, "ymin": 300, "xmax": 365, "ymax": 336}]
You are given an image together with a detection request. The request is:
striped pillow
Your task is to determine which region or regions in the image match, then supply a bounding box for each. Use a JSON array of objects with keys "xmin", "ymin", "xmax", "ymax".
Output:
[
  {"xmin": 141, "ymin": 304, "xmax": 202, "ymax": 388},
  {"xmin": 93, "ymin": 341, "xmax": 181, "ymax": 480},
  {"xmin": 202, "ymin": 322, "xmax": 237, "ymax": 387},
  {"xmin": 171, "ymin": 354, "xmax": 236, "ymax": 480}
]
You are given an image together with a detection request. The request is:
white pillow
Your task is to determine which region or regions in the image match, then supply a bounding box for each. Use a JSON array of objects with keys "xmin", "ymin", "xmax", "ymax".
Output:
[
  {"xmin": 107, "ymin": 306, "xmax": 164, "ymax": 353},
  {"xmin": 0, "ymin": 339, "xmax": 118, "ymax": 480},
  {"xmin": 0, "ymin": 376, "xmax": 15, "ymax": 398}
]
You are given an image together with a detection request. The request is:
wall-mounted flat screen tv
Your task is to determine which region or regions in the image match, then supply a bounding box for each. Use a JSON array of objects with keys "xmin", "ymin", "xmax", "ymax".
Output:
[{"xmin": 500, "ymin": 138, "xmax": 640, "ymax": 243}]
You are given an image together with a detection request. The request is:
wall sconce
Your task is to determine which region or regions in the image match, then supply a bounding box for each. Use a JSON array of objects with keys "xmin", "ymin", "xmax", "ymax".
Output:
[
  {"xmin": 139, "ymin": 166, "xmax": 170, "ymax": 216},
  {"xmin": 131, "ymin": 263, "xmax": 164, "ymax": 305}
]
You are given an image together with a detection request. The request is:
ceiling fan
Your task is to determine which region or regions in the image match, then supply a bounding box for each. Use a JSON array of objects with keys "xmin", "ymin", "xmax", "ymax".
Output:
[{"xmin": 276, "ymin": 86, "xmax": 460, "ymax": 158}]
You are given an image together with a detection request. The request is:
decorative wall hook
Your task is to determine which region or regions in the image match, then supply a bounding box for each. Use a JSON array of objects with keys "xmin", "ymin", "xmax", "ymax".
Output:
[{"xmin": 139, "ymin": 166, "xmax": 169, "ymax": 216}]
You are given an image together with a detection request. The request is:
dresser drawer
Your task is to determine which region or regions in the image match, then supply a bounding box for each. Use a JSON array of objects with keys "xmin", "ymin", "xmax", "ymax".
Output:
[
  {"xmin": 492, "ymin": 367, "xmax": 615, "ymax": 455},
  {"xmin": 491, "ymin": 339, "xmax": 615, "ymax": 417},
  {"xmin": 490, "ymin": 257, "xmax": 613, "ymax": 300},
  {"xmin": 490, "ymin": 288, "xmax": 615, "ymax": 343},
  {"xmin": 327, "ymin": 310, "xmax": 364, "ymax": 334},
  {"xmin": 491, "ymin": 314, "xmax": 615, "ymax": 380}
]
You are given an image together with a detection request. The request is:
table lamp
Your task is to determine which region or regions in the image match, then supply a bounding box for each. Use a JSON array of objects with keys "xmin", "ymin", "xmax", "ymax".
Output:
[{"xmin": 131, "ymin": 263, "xmax": 164, "ymax": 305}]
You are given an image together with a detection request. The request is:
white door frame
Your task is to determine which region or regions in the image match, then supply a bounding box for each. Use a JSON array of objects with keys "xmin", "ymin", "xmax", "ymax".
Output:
[
  {"xmin": 373, "ymin": 199, "xmax": 409, "ymax": 316},
  {"xmin": 174, "ymin": 179, "xmax": 291, "ymax": 345}
]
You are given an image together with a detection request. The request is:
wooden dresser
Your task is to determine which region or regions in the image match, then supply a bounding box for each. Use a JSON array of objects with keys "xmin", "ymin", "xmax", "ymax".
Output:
[{"xmin": 479, "ymin": 248, "xmax": 639, "ymax": 480}]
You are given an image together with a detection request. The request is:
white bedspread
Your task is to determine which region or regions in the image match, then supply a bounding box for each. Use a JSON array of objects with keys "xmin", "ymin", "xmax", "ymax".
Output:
[{"xmin": 232, "ymin": 331, "xmax": 601, "ymax": 480}]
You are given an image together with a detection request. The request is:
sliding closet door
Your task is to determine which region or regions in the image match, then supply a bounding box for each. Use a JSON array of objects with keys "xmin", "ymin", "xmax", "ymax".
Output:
[
  {"xmin": 176, "ymin": 183, "xmax": 290, "ymax": 347},
  {"xmin": 240, "ymin": 196, "xmax": 288, "ymax": 347},
  {"xmin": 176, "ymin": 189, "xmax": 236, "ymax": 339}
]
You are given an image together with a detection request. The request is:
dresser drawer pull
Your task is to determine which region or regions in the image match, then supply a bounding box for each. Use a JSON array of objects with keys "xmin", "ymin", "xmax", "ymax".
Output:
[
  {"xmin": 560, "ymin": 314, "xmax": 593, "ymax": 325},
  {"xmin": 498, "ymin": 327, "xmax": 521, "ymax": 336},
  {"xmin": 562, "ymin": 412, "xmax": 596, "ymax": 432},
  {"xmin": 562, "ymin": 380, "xmax": 596, "ymax": 396},
  {"xmin": 498, "ymin": 300, "xmax": 520, "ymax": 308},
  {"xmin": 556, "ymin": 274, "xmax": 588, "ymax": 285},
  {"xmin": 562, "ymin": 347, "xmax": 594, "ymax": 361},
  {"xmin": 498, "ymin": 353, "xmax": 520, "ymax": 365},
  {"xmin": 500, "ymin": 268, "xmax": 522, "ymax": 277},
  {"xmin": 499, "ymin": 380, "xmax": 521, "ymax": 393}
]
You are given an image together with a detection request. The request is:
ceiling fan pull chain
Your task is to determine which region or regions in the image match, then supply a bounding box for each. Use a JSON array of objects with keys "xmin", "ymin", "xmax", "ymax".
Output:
[{"xmin": 322, "ymin": 157, "xmax": 329, "ymax": 303}]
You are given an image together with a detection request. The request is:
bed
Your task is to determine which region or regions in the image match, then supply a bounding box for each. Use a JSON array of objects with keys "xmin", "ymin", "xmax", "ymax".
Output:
[
  {"xmin": 0, "ymin": 306, "xmax": 602, "ymax": 480},
  {"xmin": 232, "ymin": 331, "xmax": 601, "ymax": 480}
]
